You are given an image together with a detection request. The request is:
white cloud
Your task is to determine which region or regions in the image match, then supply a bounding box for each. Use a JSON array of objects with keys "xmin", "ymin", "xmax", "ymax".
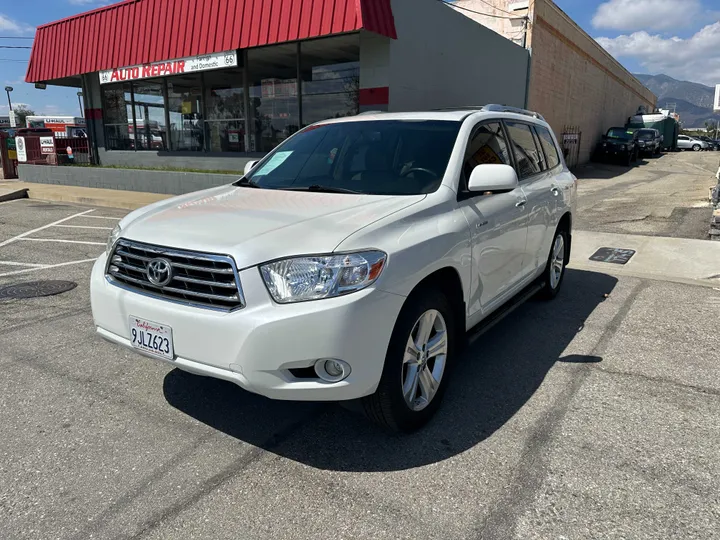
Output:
[
  {"xmin": 596, "ymin": 21, "xmax": 720, "ymax": 85},
  {"xmin": 0, "ymin": 13, "xmax": 34, "ymax": 34},
  {"xmin": 592, "ymin": 0, "xmax": 702, "ymax": 31}
]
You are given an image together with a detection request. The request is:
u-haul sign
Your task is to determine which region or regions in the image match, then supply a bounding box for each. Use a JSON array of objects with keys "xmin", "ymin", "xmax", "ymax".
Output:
[{"xmin": 99, "ymin": 50, "xmax": 237, "ymax": 85}]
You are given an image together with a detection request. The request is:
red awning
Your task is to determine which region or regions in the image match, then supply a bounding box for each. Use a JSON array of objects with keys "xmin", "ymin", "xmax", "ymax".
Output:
[{"xmin": 26, "ymin": 0, "xmax": 396, "ymax": 83}]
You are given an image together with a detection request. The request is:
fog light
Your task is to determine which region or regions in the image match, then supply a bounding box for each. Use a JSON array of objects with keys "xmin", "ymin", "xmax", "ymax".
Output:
[{"xmin": 314, "ymin": 358, "xmax": 351, "ymax": 382}]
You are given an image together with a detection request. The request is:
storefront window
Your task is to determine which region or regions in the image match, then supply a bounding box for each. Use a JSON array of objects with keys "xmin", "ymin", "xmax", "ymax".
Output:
[
  {"xmin": 103, "ymin": 83, "xmax": 133, "ymax": 150},
  {"xmin": 248, "ymin": 44, "xmax": 299, "ymax": 153},
  {"xmin": 167, "ymin": 74, "xmax": 203, "ymax": 151},
  {"xmin": 300, "ymin": 35, "xmax": 360, "ymax": 126},
  {"xmin": 132, "ymin": 80, "xmax": 168, "ymax": 151},
  {"xmin": 204, "ymin": 68, "xmax": 246, "ymax": 152}
]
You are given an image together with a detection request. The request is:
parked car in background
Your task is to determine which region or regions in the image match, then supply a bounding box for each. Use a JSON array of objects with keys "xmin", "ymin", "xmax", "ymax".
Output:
[
  {"xmin": 697, "ymin": 136, "xmax": 719, "ymax": 151},
  {"xmin": 677, "ymin": 135, "xmax": 709, "ymax": 151},
  {"xmin": 634, "ymin": 128, "xmax": 662, "ymax": 156},
  {"xmin": 593, "ymin": 127, "xmax": 639, "ymax": 166},
  {"xmin": 91, "ymin": 105, "xmax": 577, "ymax": 432}
]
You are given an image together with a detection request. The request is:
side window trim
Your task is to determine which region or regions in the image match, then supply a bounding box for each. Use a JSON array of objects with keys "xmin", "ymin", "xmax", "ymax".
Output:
[
  {"xmin": 457, "ymin": 119, "xmax": 516, "ymax": 200},
  {"xmin": 534, "ymin": 124, "xmax": 563, "ymax": 172},
  {"xmin": 529, "ymin": 125, "xmax": 548, "ymax": 172},
  {"xmin": 502, "ymin": 119, "xmax": 543, "ymax": 182}
]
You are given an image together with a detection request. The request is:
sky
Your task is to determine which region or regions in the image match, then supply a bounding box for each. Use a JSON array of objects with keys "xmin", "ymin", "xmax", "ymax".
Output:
[{"xmin": 0, "ymin": 0, "xmax": 719, "ymax": 117}]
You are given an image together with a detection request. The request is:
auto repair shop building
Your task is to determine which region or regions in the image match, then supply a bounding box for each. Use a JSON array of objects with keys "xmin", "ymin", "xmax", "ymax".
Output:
[{"xmin": 25, "ymin": 0, "xmax": 530, "ymax": 176}]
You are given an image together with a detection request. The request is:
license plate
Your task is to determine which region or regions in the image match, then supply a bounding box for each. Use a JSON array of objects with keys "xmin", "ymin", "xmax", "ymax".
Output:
[{"xmin": 129, "ymin": 316, "xmax": 174, "ymax": 360}]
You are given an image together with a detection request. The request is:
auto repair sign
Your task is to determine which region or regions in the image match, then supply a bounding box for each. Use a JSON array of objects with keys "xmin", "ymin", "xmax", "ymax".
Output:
[{"xmin": 99, "ymin": 50, "xmax": 237, "ymax": 85}]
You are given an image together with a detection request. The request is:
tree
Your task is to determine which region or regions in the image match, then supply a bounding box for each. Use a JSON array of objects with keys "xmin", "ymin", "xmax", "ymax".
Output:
[{"xmin": 12, "ymin": 106, "xmax": 35, "ymax": 128}]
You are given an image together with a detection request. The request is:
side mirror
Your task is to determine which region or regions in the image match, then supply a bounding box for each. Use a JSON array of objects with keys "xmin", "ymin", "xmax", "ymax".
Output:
[
  {"xmin": 468, "ymin": 164, "xmax": 519, "ymax": 193},
  {"xmin": 244, "ymin": 160, "xmax": 259, "ymax": 176}
]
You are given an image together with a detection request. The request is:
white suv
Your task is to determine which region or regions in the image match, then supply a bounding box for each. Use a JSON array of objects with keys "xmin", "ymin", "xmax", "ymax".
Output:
[{"xmin": 91, "ymin": 106, "xmax": 576, "ymax": 431}]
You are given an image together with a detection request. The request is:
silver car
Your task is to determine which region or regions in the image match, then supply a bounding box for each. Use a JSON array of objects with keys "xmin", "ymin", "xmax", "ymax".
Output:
[{"xmin": 677, "ymin": 135, "xmax": 709, "ymax": 151}]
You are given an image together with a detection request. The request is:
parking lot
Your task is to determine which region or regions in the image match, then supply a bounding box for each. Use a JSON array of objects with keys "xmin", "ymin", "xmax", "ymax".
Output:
[{"xmin": 1, "ymin": 169, "xmax": 720, "ymax": 538}]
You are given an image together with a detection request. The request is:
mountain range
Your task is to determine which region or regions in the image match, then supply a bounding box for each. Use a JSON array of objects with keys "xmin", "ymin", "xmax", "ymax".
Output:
[{"xmin": 633, "ymin": 74, "xmax": 720, "ymax": 128}]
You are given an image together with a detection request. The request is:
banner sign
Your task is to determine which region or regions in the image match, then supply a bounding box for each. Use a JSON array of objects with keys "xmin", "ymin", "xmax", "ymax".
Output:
[
  {"xmin": 715, "ymin": 84, "xmax": 720, "ymax": 112},
  {"xmin": 40, "ymin": 136, "xmax": 55, "ymax": 154},
  {"xmin": 99, "ymin": 50, "xmax": 238, "ymax": 85}
]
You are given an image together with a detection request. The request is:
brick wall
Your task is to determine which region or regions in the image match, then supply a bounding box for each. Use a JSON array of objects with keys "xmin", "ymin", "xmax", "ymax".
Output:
[{"xmin": 528, "ymin": 1, "xmax": 656, "ymax": 164}]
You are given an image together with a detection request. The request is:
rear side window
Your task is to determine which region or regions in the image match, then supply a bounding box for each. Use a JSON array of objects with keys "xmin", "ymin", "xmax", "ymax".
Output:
[
  {"xmin": 505, "ymin": 121, "xmax": 542, "ymax": 178},
  {"xmin": 535, "ymin": 125, "xmax": 561, "ymax": 170}
]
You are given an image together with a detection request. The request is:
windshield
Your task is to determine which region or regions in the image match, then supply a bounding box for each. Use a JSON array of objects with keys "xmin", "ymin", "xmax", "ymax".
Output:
[
  {"xmin": 240, "ymin": 120, "xmax": 462, "ymax": 195},
  {"xmin": 606, "ymin": 128, "xmax": 633, "ymax": 140},
  {"xmin": 637, "ymin": 130, "xmax": 654, "ymax": 140}
]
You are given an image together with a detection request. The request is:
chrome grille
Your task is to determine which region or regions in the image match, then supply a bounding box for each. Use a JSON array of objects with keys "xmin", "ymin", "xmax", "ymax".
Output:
[{"xmin": 106, "ymin": 239, "xmax": 244, "ymax": 311}]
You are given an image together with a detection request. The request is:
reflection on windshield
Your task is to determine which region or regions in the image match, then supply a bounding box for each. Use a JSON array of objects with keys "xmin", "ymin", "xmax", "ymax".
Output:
[
  {"xmin": 239, "ymin": 120, "xmax": 462, "ymax": 195},
  {"xmin": 607, "ymin": 128, "xmax": 633, "ymax": 140}
]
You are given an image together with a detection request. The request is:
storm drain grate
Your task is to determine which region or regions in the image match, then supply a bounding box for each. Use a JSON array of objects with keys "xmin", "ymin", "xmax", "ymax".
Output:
[
  {"xmin": 0, "ymin": 280, "xmax": 78, "ymax": 299},
  {"xmin": 590, "ymin": 247, "xmax": 636, "ymax": 265}
]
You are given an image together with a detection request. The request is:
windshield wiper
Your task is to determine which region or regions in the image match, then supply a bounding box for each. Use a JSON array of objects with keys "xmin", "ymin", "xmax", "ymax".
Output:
[
  {"xmin": 234, "ymin": 178, "xmax": 262, "ymax": 189},
  {"xmin": 283, "ymin": 184, "xmax": 360, "ymax": 194}
]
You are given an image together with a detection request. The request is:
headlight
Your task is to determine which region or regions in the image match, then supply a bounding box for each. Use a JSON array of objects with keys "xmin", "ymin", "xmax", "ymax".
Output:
[
  {"xmin": 260, "ymin": 251, "xmax": 387, "ymax": 303},
  {"xmin": 602, "ymin": 143, "xmax": 607, "ymax": 147},
  {"xmin": 106, "ymin": 224, "xmax": 122, "ymax": 255}
]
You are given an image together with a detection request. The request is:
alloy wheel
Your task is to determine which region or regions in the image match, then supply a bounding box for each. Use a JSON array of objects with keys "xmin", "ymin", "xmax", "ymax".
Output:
[
  {"xmin": 402, "ymin": 309, "xmax": 448, "ymax": 411},
  {"xmin": 550, "ymin": 234, "xmax": 565, "ymax": 289}
]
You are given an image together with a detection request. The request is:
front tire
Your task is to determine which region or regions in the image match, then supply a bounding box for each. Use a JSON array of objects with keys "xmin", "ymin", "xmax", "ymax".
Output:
[
  {"xmin": 361, "ymin": 289, "xmax": 456, "ymax": 432},
  {"xmin": 693, "ymin": 144, "xmax": 701, "ymax": 152},
  {"xmin": 538, "ymin": 227, "xmax": 568, "ymax": 300}
]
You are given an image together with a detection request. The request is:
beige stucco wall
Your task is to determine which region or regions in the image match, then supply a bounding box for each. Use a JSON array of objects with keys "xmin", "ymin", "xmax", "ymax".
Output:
[{"xmin": 529, "ymin": 0, "xmax": 656, "ymax": 163}]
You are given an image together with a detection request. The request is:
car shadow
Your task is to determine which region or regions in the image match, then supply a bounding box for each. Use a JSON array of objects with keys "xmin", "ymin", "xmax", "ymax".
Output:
[
  {"xmin": 576, "ymin": 152, "xmax": 668, "ymax": 179},
  {"xmin": 163, "ymin": 268, "xmax": 617, "ymax": 472}
]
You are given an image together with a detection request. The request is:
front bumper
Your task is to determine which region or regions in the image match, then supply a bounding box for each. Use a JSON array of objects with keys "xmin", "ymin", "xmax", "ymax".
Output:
[{"xmin": 90, "ymin": 253, "xmax": 405, "ymax": 401}]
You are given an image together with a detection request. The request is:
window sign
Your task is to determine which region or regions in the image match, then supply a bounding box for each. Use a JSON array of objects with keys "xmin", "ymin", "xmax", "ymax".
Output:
[{"xmin": 99, "ymin": 50, "xmax": 238, "ymax": 85}]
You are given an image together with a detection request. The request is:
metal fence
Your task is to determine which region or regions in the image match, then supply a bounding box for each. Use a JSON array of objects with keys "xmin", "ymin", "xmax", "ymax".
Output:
[
  {"xmin": 561, "ymin": 125, "xmax": 582, "ymax": 169},
  {"xmin": 17, "ymin": 135, "xmax": 91, "ymax": 166}
]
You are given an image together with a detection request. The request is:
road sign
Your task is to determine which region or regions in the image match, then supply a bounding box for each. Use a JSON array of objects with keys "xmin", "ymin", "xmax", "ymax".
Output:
[{"xmin": 9, "ymin": 110, "xmax": 16, "ymax": 128}]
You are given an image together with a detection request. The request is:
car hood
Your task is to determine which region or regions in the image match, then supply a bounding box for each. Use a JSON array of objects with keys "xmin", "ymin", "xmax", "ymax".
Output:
[{"xmin": 121, "ymin": 185, "xmax": 425, "ymax": 268}]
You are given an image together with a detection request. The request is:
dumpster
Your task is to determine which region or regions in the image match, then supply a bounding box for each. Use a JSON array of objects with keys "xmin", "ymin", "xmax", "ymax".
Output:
[{"xmin": 627, "ymin": 113, "xmax": 680, "ymax": 151}]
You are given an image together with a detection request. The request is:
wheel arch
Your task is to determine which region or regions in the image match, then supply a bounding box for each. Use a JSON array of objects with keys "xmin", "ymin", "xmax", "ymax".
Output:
[{"xmin": 402, "ymin": 267, "xmax": 467, "ymax": 346}]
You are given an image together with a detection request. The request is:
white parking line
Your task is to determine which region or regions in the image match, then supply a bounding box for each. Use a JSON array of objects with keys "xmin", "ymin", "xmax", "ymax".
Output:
[
  {"xmin": 83, "ymin": 215, "xmax": 122, "ymax": 220},
  {"xmin": 0, "ymin": 209, "xmax": 96, "ymax": 248},
  {"xmin": 0, "ymin": 261, "xmax": 48, "ymax": 267},
  {"xmin": 55, "ymin": 225, "xmax": 114, "ymax": 230},
  {"xmin": 0, "ymin": 258, "xmax": 98, "ymax": 278},
  {"xmin": 17, "ymin": 238, "xmax": 106, "ymax": 246}
]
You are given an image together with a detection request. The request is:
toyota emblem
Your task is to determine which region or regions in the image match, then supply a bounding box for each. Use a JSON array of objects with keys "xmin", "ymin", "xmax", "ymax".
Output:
[{"xmin": 146, "ymin": 258, "xmax": 173, "ymax": 287}]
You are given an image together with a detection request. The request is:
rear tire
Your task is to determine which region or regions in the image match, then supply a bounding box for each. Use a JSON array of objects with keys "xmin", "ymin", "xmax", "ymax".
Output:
[
  {"xmin": 361, "ymin": 289, "xmax": 456, "ymax": 432},
  {"xmin": 538, "ymin": 226, "xmax": 569, "ymax": 300}
]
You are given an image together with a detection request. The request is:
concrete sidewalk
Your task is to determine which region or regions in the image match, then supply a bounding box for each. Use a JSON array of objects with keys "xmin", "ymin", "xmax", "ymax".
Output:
[
  {"xmin": 570, "ymin": 229, "xmax": 720, "ymax": 287},
  {"xmin": 0, "ymin": 180, "xmax": 169, "ymax": 210}
]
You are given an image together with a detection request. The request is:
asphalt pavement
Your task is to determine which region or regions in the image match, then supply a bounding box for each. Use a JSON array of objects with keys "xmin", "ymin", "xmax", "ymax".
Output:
[{"xmin": 1, "ymin": 185, "xmax": 719, "ymax": 539}]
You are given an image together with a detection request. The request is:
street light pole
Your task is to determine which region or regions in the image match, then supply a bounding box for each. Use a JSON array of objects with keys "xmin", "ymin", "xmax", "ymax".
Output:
[
  {"xmin": 77, "ymin": 91, "xmax": 84, "ymax": 118},
  {"xmin": 4, "ymin": 86, "xmax": 13, "ymax": 116}
]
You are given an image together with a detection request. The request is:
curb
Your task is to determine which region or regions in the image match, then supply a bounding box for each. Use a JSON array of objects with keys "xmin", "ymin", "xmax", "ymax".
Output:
[{"xmin": 0, "ymin": 188, "xmax": 29, "ymax": 203}]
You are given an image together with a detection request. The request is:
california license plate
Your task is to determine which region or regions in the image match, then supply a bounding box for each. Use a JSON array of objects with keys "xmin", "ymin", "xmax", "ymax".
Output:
[{"xmin": 129, "ymin": 316, "xmax": 174, "ymax": 360}]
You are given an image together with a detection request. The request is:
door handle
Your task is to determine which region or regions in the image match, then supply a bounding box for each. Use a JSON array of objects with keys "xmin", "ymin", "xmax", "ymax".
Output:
[
  {"xmin": 515, "ymin": 199, "xmax": 527, "ymax": 208},
  {"xmin": 551, "ymin": 187, "xmax": 560, "ymax": 196}
]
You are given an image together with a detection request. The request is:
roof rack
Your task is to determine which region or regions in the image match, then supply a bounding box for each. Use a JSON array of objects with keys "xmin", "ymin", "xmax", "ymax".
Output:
[
  {"xmin": 431, "ymin": 104, "xmax": 545, "ymax": 121},
  {"xmin": 480, "ymin": 104, "xmax": 545, "ymax": 121}
]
